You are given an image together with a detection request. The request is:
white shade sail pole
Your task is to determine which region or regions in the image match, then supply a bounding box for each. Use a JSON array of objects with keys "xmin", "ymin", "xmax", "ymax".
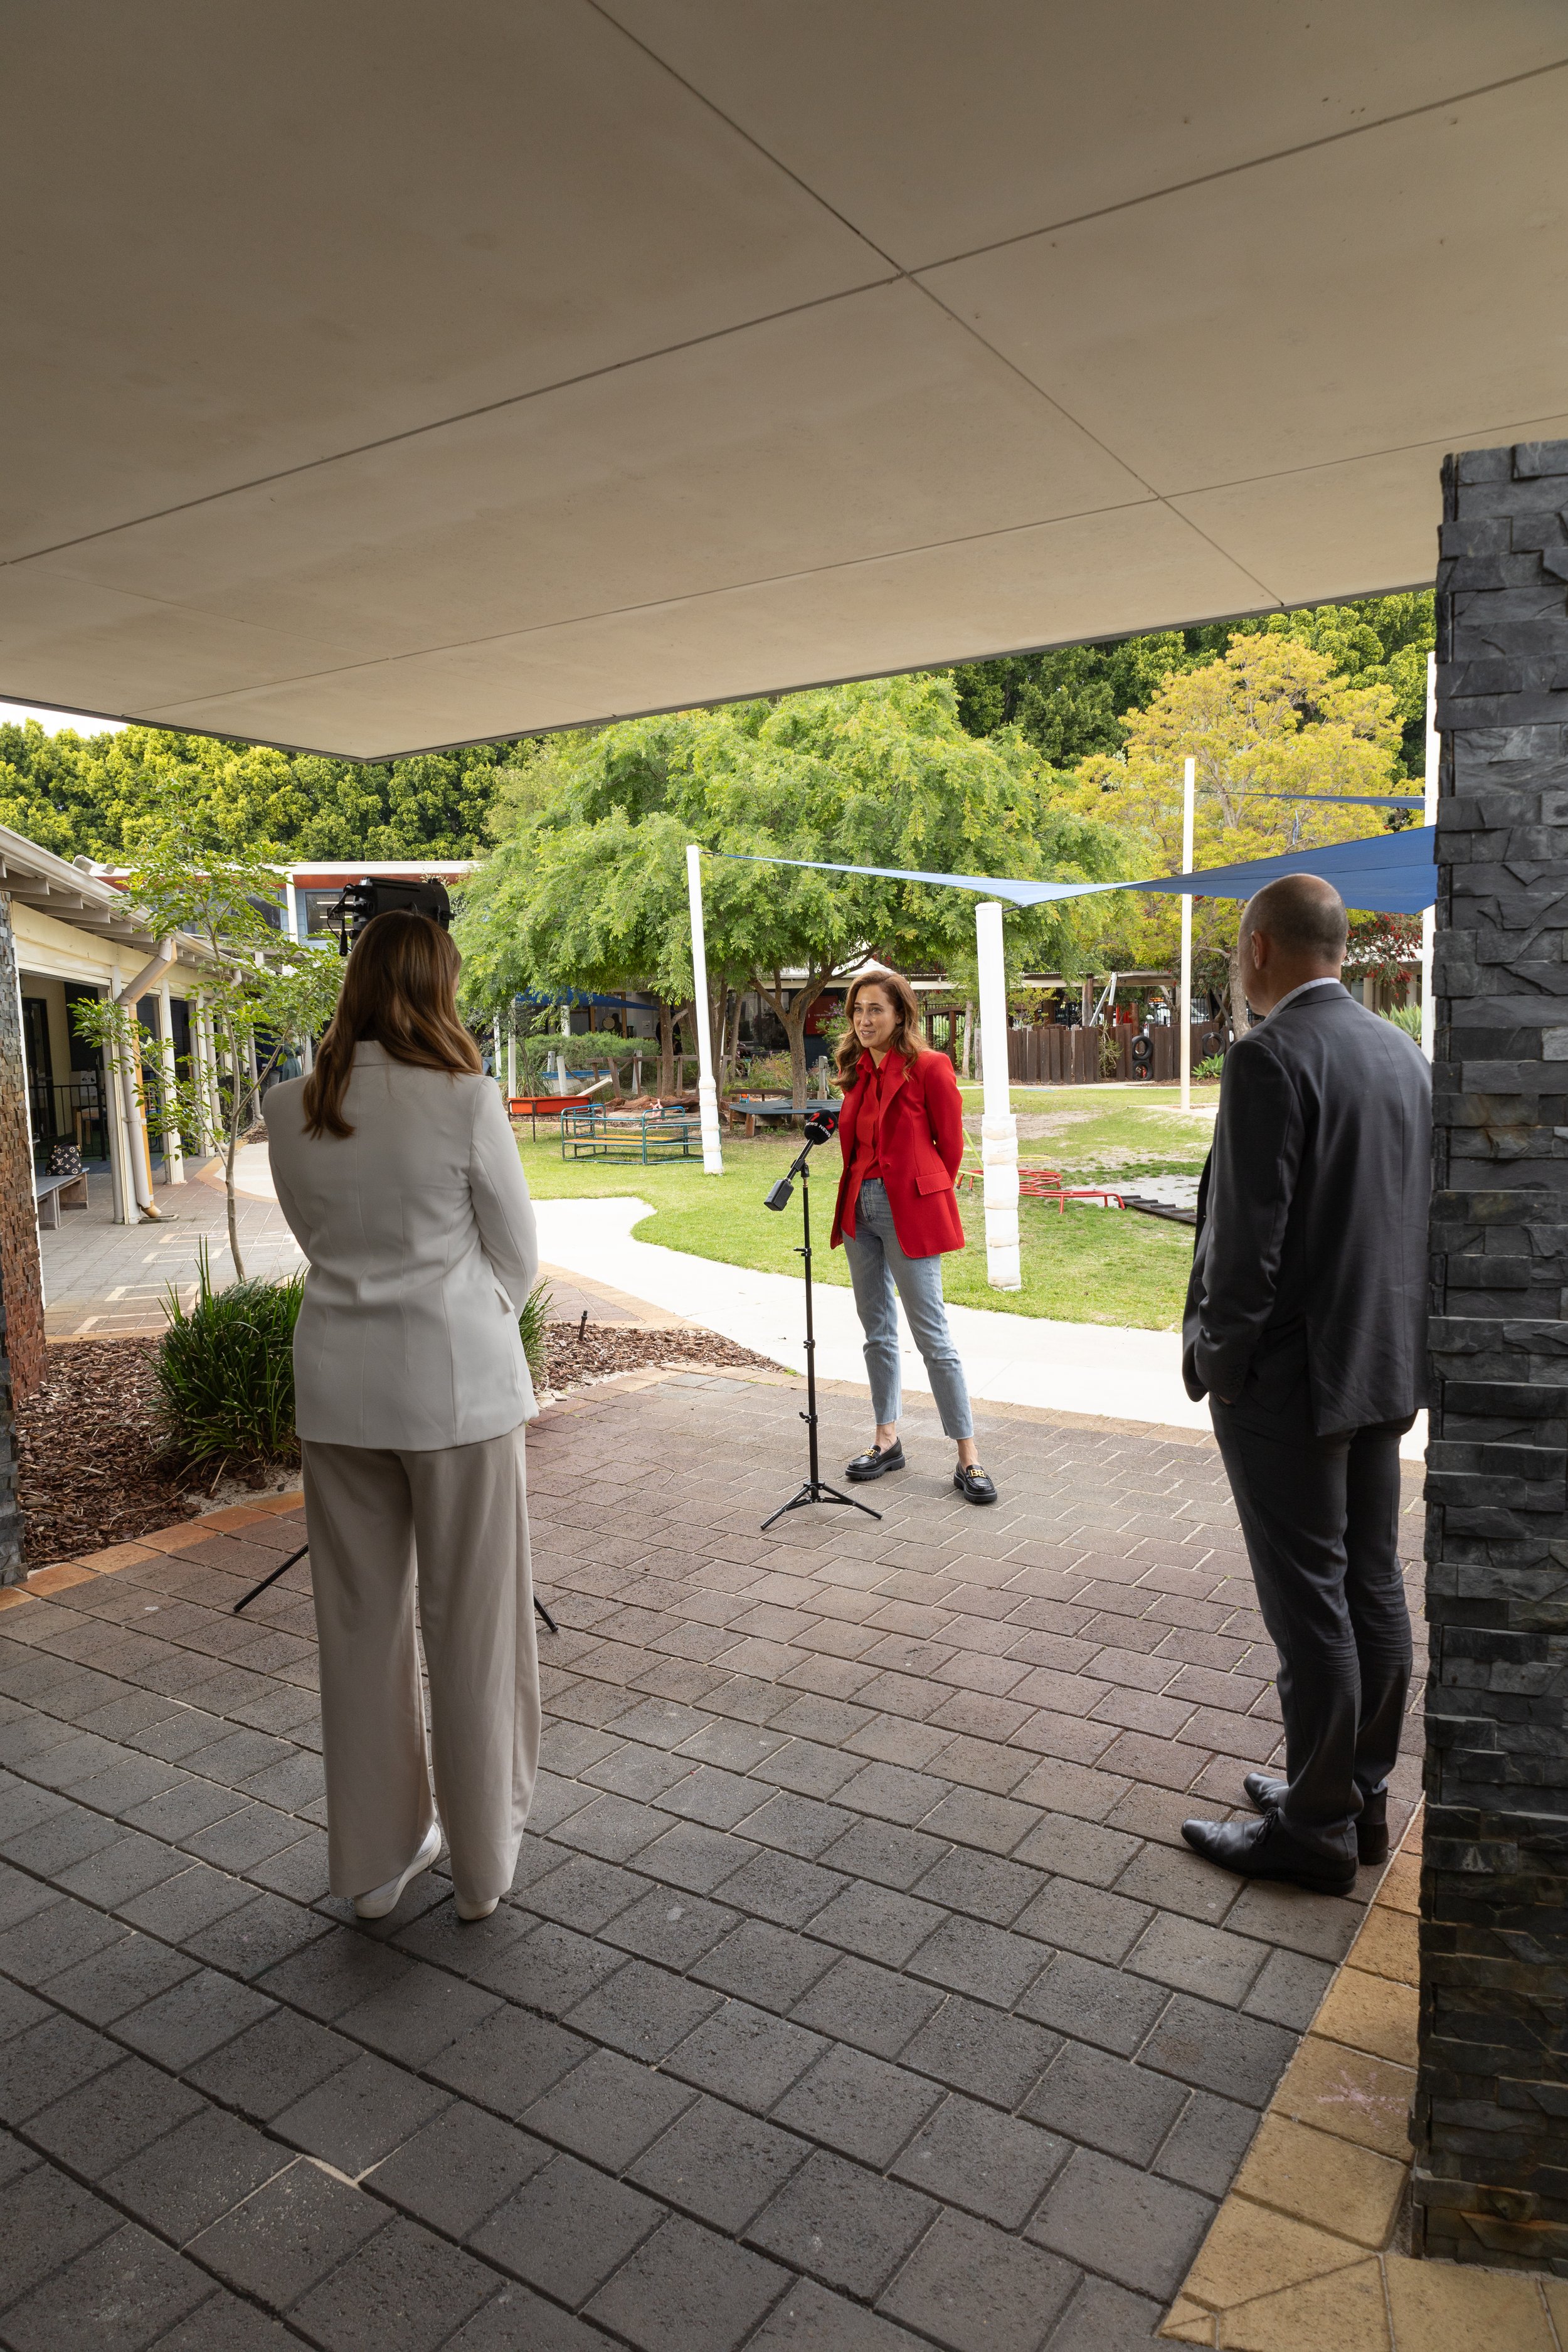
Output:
[
  {"xmin": 976, "ymin": 899, "xmax": 1020, "ymax": 1290},
  {"xmin": 1421, "ymin": 652, "xmax": 1438, "ymax": 1061},
  {"xmin": 1179, "ymin": 755, "xmax": 1195, "ymax": 1111},
  {"xmin": 686, "ymin": 843, "xmax": 724, "ymax": 1174}
]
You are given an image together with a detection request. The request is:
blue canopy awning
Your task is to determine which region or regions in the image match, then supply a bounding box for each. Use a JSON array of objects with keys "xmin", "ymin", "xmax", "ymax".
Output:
[{"xmin": 717, "ymin": 825, "xmax": 1435, "ymax": 914}]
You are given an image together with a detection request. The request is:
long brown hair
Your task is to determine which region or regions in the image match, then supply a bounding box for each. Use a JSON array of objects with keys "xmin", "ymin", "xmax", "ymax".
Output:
[
  {"xmin": 302, "ymin": 911, "xmax": 482, "ymax": 1138},
  {"xmin": 834, "ymin": 966, "xmax": 924, "ymax": 1085}
]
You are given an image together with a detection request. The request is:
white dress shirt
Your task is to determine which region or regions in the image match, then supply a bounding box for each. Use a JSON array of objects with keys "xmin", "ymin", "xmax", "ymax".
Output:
[
  {"xmin": 265, "ymin": 1044, "xmax": 539, "ymax": 1449},
  {"xmin": 1265, "ymin": 976, "xmax": 1345, "ymax": 1019}
]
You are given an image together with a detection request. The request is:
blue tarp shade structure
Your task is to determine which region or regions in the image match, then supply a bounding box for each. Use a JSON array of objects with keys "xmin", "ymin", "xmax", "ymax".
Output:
[{"xmin": 718, "ymin": 824, "xmax": 1435, "ymax": 914}]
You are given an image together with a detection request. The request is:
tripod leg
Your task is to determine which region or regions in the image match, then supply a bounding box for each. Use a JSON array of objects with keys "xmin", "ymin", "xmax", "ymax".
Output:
[
  {"xmin": 232, "ymin": 1542, "xmax": 310, "ymax": 1616},
  {"xmin": 810, "ymin": 1482, "xmax": 883, "ymax": 1523},
  {"xmin": 533, "ymin": 1595, "xmax": 559, "ymax": 1634},
  {"xmin": 760, "ymin": 1486, "xmax": 818, "ymax": 1534}
]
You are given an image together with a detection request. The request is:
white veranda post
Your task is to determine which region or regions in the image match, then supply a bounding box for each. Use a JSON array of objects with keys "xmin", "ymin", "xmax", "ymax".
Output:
[
  {"xmin": 976, "ymin": 899, "xmax": 1020, "ymax": 1290},
  {"xmin": 1421, "ymin": 652, "xmax": 1438, "ymax": 1061},
  {"xmin": 157, "ymin": 980, "xmax": 184, "ymax": 1185},
  {"xmin": 685, "ymin": 844, "xmax": 724, "ymax": 1175},
  {"xmin": 1179, "ymin": 755, "xmax": 1195, "ymax": 1110}
]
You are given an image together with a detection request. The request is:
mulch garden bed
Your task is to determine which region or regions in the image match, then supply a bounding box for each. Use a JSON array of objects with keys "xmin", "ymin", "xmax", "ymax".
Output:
[
  {"xmin": 542, "ymin": 1319, "xmax": 776, "ymax": 1389},
  {"xmin": 17, "ymin": 1340, "xmax": 198, "ymax": 1567},
  {"xmin": 18, "ymin": 1322, "xmax": 780, "ymax": 1567}
]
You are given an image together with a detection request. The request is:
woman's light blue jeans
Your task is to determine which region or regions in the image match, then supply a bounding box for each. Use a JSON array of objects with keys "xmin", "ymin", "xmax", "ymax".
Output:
[{"xmin": 841, "ymin": 1179, "xmax": 973, "ymax": 1440}]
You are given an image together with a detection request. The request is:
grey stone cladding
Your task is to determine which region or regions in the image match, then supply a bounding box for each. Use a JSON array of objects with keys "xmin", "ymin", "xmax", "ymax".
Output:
[{"xmin": 1417, "ymin": 437, "xmax": 1568, "ymax": 2270}]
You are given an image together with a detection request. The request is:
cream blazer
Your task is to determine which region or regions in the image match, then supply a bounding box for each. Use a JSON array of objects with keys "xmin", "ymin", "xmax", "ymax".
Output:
[{"xmin": 264, "ymin": 1045, "xmax": 539, "ymax": 1450}]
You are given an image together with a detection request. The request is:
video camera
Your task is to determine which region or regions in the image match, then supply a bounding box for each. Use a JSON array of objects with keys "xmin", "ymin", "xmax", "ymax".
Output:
[{"xmin": 326, "ymin": 876, "xmax": 453, "ymax": 956}]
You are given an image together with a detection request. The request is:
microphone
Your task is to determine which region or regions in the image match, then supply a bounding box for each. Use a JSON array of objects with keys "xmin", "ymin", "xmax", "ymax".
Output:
[{"xmin": 803, "ymin": 1106, "xmax": 839, "ymax": 1145}]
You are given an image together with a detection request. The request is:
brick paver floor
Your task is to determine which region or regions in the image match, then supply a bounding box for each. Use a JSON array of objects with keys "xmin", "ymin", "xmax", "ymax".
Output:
[{"xmin": 0, "ymin": 1367, "xmax": 1424, "ymax": 2350}]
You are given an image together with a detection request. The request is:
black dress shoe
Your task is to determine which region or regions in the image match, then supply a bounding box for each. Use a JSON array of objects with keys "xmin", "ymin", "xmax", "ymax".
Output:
[
  {"xmin": 953, "ymin": 1464, "xmax": 998, "ymax": 1506},
  {"xmin": 846, "ymin": 1441, "xmax": 905, "ymax": 1482},
  {"xmin": 1244, "ymin": 1771, "xmax": 1389, "ymax": 1866},
  {"xmin": 1182, "ymin": 1808, "xmax": 1357, "ymax": 1896}
]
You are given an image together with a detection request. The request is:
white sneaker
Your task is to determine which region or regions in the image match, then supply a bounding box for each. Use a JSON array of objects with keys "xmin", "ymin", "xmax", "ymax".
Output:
[
  {"xmin": 353, "ymin": 1821, "xmax": 442, "ymax": 1920},
  {"xmin": 455, "ymin": 1894, "xmax": 499, "ymax": 1922}
]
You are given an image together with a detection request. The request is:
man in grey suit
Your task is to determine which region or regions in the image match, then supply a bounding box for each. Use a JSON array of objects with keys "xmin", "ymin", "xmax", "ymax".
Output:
[{"xmin": 1180, "ymin": 873, "xmax": 1431, "ymax": 1896}]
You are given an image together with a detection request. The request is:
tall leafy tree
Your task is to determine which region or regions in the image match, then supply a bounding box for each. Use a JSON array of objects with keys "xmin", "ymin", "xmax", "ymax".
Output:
[
  {"xmin": 455, "ymin": 677, "xmax": 1123, "ymax": 1105},
  {"xmin": 951, "ymin": 592, "xmax": 1434, "ymax": 780},
  {"xmin": 1065, "ymin": 633, "xmax": 1403, "ymax": 1027}
]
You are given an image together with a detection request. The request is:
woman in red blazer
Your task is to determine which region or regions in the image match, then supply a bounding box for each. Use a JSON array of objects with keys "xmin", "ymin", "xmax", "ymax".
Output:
[{"xmin": 829, "ymin": 967, "xmax": 997, "ymax": 1504}]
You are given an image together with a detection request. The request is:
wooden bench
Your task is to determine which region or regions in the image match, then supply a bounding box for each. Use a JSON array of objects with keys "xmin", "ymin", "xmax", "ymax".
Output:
[{"xmin": 34, "ymin": 1169, "xmax": 89, "ymax": 1228}]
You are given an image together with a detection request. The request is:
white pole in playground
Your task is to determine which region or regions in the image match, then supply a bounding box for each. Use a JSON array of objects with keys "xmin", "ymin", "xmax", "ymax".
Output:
[
  {"xmin": 1179, "ymin": 754, "xmax": 1195, "ymax": 1110},
  {"xmin": 1421, "ymin": 652, "xmax": 1438, "ymax": 1062},
  {"xmin": 686, "ymin": 844, "xmax": 724, "ymax": 1175},
  {"xmin": 976, "ymin": 898, "xmax": 1020, "ymax": 1290}
]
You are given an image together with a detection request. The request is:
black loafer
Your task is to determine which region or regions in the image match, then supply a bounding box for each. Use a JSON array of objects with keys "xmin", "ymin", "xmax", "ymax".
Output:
[
  {"xmin": 953, "ymin": 1464, "xmax": 998, "ymax": 1506},
  {"xmin": 1182, "ymin": 1809, "xmax": 1357, "ymax": 1897},
  {"xmin": 1244, "ymin": 1771, "xmax": 1389, "ymax": 1866},
  {"xmin": 846, "ymin": 1441, "xmax": 905, "ymax": 1482}
]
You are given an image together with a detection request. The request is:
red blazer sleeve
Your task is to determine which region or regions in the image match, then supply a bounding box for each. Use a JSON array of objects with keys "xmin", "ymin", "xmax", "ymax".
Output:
[{"xmin": 921, "ymin": 1052, "xmax": 965, "ymax": 1180}]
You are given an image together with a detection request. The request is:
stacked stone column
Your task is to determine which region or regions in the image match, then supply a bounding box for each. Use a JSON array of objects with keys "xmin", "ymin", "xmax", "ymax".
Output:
[{"xmin": 1417, "ymin": 439, "xmax": 1568, "ymax": 2267}]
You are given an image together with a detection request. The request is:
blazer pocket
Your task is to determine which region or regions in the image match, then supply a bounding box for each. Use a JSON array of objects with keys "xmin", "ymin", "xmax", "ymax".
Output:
[{"xmin": 914, "ymin": 1165, "xmax": 953, "ymax": 1196}]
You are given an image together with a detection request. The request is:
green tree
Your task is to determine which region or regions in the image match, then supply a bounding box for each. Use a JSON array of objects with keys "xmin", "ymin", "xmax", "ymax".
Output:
[
  {"xmin": 1066, "ymin": 634, "xmax": 1403, "ymax": 1026},
  {"xmin": 0, "ymin": 723, "xmax": 519, "ymax": 863},
  {"xmin": 952, "ymin": 592, "xmax": 1434, "ymax": 780},
  {"xmin": 70, "ymin": 786, "xmax": 342, "ymax": 1276},
  {"xmin": 456, "ymin": 677, "xmax": 1123, "ymax": 1107}
]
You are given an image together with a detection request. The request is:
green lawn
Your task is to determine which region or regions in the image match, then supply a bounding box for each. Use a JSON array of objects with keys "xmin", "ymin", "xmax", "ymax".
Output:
[
  {"xmin": 519, "ymin": 1104, "xmax": 1197, "ymax": 1331},
  {"xmin": 955, "ymin": 1081, "xmax": 1219, "ymax": 1177}
]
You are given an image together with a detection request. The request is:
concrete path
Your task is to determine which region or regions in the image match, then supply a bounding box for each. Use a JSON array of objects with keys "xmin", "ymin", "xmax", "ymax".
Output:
[
  {"xmin": 189, "ymin": 1151, "xmax": 1427, "ymax": 1458},
  {"xmin": 524, "ymin": 1198, "xmax": 1429, "ymax": 1462}
]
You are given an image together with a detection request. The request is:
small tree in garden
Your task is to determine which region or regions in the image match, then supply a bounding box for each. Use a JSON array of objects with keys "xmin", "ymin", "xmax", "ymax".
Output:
[{"xmin": 72, "ymin": 824, "xmax": 342, "ymax": 1281}]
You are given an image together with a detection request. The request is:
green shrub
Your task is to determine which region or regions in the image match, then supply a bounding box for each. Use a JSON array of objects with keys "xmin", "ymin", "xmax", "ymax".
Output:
[
  {"xmin": 1194, "ymin": 1052, "xmax": 1227, "ymax": 1081},
  {"xmin": 157, "ymin": 1241, "xmax": 302, "ymax": 1470},
  {"xmin": 519, "ymin": 1278, "xmax": 552, "ymax": 1390},
  {"xmin": 1382, "ymin": 1002, "xmax": 1422, "ymax": 1038}
]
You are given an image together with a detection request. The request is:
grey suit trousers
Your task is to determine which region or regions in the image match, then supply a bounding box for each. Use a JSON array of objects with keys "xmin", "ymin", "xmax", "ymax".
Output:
[
  {"xmin": 302, "ymin": 1423, "xmax": 541, "ymax": 1907},
  {"xmin": 1210, "ymin": 1389, "xmax": 1412, "ymax": 1866}
]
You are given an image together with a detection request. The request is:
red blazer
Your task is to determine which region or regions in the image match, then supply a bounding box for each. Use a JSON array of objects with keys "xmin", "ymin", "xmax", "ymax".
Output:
[{"xmin": 829, "ymin": 1048, "xmax": 967, "ymax": 1258}]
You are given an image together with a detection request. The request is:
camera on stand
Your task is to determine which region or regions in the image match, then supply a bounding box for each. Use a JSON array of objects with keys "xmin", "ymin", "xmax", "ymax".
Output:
[{"xmin": 326, "ymin": 876, "xmax": 453, "ymax": 956}]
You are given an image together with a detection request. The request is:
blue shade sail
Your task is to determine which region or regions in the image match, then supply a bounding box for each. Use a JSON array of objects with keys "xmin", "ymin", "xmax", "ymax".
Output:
[{"xmin": 716, "ymin": 825, "xmax": 1436, "ymax": 914}]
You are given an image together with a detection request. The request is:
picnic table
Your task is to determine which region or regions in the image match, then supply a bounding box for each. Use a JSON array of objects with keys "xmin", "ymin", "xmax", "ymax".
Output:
[
  {"xmin": 723, "ymin": 1096, "xmax": 815, "ymax": 1138},
  {"xmin": 34, "ymin": 1168, "xmax": 89, "ymax": 1227},
  {"xmin": 559, "ymin": 1106, "xmax": 701, "ymax": 1165}
]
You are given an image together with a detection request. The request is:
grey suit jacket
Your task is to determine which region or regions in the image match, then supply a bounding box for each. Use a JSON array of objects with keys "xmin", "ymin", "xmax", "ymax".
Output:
[
  {"xmin": 265, "ymin": 1046, "xmax": 539, "ymax": 1450},
  {"xmin": 1182, "ymin": 985, "xmax": 1431, "ymax": 1433}
]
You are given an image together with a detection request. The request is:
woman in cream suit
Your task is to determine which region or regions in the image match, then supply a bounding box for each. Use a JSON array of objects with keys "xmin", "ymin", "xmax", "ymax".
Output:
[{"xmin": 265, "ymin": 911, "xmax": 541, "ymax": 1924}]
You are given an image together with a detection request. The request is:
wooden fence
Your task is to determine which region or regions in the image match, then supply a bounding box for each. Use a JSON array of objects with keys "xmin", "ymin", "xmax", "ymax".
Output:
[{"xmin": 1006, "ymin": 1022, "xmax": 1221, "ymax": 1085}]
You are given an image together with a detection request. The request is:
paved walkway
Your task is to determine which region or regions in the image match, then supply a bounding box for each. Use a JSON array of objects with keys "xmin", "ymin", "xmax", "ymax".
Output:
[
  {"xmin": 51, "ymin": 1150, "xmax": 1427, "ymax": 1459},
  {"xmin": 0, "ymin": 1365, "xmax": 1424, "ymax": 2349},
  {"xmin": 526, "ymin": 1198, "xmax": 1429, "ymax": 1463},
  {"xmin": 38, "ymin": 1172, "xmax": 654, "ymax": 1340}
]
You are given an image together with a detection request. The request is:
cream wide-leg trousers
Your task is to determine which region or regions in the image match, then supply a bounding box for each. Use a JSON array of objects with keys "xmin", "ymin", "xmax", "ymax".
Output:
[{"xmin": 300, "ymin": 1422, "xmax": 541, "ymax": 1908}]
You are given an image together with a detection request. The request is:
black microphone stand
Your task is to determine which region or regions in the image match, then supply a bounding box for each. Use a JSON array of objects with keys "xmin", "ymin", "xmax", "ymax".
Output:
[{"xmin": 761, "ymin": 1110, "xmax": 882, "ymax": 1535}]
